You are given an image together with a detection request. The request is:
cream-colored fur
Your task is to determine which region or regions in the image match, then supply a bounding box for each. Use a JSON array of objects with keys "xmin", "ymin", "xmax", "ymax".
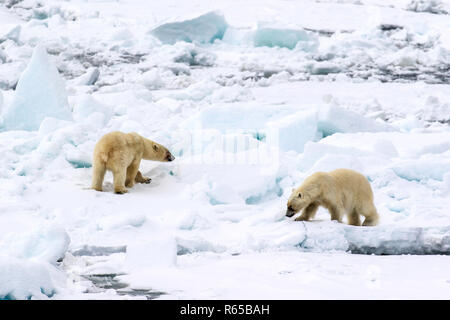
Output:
[
  {"xmin": 286, "ymin": 169, "xmax": 379, "ymax": 226},
  {"xmin": 91, "ymin": 131, "xmax": 174, "ymax": 194}
]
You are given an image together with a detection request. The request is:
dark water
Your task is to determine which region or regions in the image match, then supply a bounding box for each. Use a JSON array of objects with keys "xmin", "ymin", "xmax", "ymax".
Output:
[
  {"xmin": 82, "ymin": 273, "xmax": 166, "ymax": 300},
  {"xmin": 73, "ymin": 245, "xmax": 167, "ymax": 299}
]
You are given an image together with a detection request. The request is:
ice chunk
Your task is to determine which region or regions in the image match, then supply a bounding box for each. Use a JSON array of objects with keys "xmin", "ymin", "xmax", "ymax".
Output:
[
  {"xmin": 169, "ymin": 80, "xmax": 220, "ymax": 101},
  {"xmin": 177, "ymin": 237, "xmax": 226, "ymax": 255},
  {"xmin": 140, "ymin": 68, "xmax": 165, "ymax": 90},
  {"xmin": 171, "ymin": 42, "xmax": 216, "ymax": 66},
  {"xmin": 391, "ymin": 115, "xmax": 422, "ymax": 132},
  {"xmin": 64, "ymin": 147, "xmax": 92, "ymax": 169},
  {"xmin": 345, "ymin": 225, "xmax": 450, "ymax": 255},
  {"xmin": 0, "ymin": 226, "xmax": 70, "ymax": 299},
  {"xmin": 178, "ymin": 142, "xmax": 282, "ymax": 205},
  {"xmin": 0, "ymin": 90, "xmax": 3, "ymax": 114},
  {"xmin": 1, "ymin": 45, "xmax": 72, "ymax": 131},
  {"xmin": 72, "ymin": 94, "xmax": 112, "ymax": 125},
  {"xmin": 34, "ymin": 122, "xmax": 88, "ymax": 166},
  {"xmin": 23, "ymin": 228, "xmax": 70, "ymax": 264},
  {"xmin": 183, "ymin": 103, "xmax": 297, "ymax": 132},
  {"xmin": 0, "ymin": 258, "xmax": 55, "ymax": 300},
  {"xmin": 97, "ymin": 213, "xmax": 146, "ymax": 231},
  {"xmin": 444, "ymin": 172, "xmax": 450, "ymax": 194},
  {"xmin": 372, "ymin": 139, "xmax": 399, "ymax": 157},
  {"xmin": 300, "ymin": 221, "xmax": 349, "ymax": 252},
  {"xmin": 0, "ymin": 47, "xmax": 6, "ymax": 63},
  {"xmin": 406, "ymin": 0, "xmax": 447, "ymax": 14},
  {"xmin": 309, "ymin": 61, "xmax": 341, "ymax": 75},
  {"xmin": 38, "ymin": 117, "xmax": 72, "ymax": 136},
  {"xmin": 308, "ymin": 153, "xmax": 365, "ymax": 174},
  {"xmin": 154, "ymin": 97, "xmax": 183, "ymax": 113},
  {"xmin": 110, "ymin": 28, "xmax": 134, "ymax": 41},
  {"xmin": 267, "ymin": 110, "xmax": 321, "ymax": 153},
  {"xmin": 182, "ymin": 103, "xmax": 321, "ymax": 153},
  {"xmin": 318, "ymin": 104, "xmax": 395, "ymax": 137},
  {"xmin": 69, "ymin": 67, "xmax": 100, "ymax": 86},
  {"xmin": 1, "ymin": 226, "xmax": 70, "ymax": 265},
  {"xmin": 222, "ymin": 27, "xmax": 254, "ymax": 46},
  {"xmin": 149, "ymin": 11, "xmax": 228, "ymax": 44},
  {"xmin": 186, "ymin": 103, "xmax": 393, "ymax": 155},
  {"xmin": 296, "ymin": 221, "xmax": 450, "ymax": 255},
  {"xmin": 392, "ymin": 156, "xmax": 450, "ymax": 182},
  {"xmin": 298, "ymin": 141, "xmax": 369, "ymax": 172},
  {"xmin": 210, "ymin": 85, "xmax": 254, "ymax": 103},
  {"xmin": 0, "ymin": 25, "xmax": 21, "ymax": 44},
  {"xmin": 32, "ymin": 3, "xmax": 80, "ymax": 21},
  {"xmin": 254, "ymin": 26, "xmax": 318, "ymax": 50},
  {"xmin": 71, "ymin": 245, "xmax": 126, "ymax": 257}
]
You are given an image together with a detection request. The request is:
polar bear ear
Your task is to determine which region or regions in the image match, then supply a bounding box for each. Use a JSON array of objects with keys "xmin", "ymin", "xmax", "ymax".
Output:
[
  {"xmin": 298, "ymin": 192, "xmax": 302, "ymax": 198},
  {"xmin": 153, "ymin": 144, "xmax": 159, "ymax": 151}
]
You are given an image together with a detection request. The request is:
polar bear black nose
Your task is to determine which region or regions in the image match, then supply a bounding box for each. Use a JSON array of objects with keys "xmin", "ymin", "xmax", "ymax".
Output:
[
  {"xmin": 166, "ymin": 154, "xmax": 175, "ymax": 161},
  {"xmin": 286, "ymin": 206, "xmax": 295, "ymax": 217}
]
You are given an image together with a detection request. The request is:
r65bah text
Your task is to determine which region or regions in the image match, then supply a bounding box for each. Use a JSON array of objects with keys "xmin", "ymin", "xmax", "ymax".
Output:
[{"xmin": 225, "ymin": 304, "xmax": 270, "ymax": 315}]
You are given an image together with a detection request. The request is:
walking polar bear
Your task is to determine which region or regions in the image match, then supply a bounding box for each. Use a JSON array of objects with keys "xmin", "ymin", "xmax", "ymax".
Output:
[
  {"xmin": 286, "ymin": 168, "xmax": 379, "ymax": 226},
  {"xmin": 91, "ymin": 131, "xmax": 175, "ymax": 194}
]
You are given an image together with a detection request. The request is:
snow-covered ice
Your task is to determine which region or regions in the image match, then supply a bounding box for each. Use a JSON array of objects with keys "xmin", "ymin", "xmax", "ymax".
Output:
[
  {"xmin": 1, "ymin": 45, "xmax": 71, "ymax": 131},
  {"xmin": 0, "ymin": 0, "xmax": 450, "ymax": 300},
  {"xmin": 149, "ymin": 11, "xmax": 228, "ymax": 45}
]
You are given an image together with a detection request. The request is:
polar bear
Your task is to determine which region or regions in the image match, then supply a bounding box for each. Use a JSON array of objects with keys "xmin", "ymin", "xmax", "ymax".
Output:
[
  {"xmin": 286, "ymin": 169, "xmax": 379, "ymax": 226},
  {"xmin": 91, "ymin": 131, "xmax": 175, "ymax": 194}
]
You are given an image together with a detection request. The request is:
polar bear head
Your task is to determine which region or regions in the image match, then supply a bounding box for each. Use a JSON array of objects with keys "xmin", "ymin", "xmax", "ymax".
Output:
[
  {"xmin": 143, "ymin": 139, "xmax": 175, "ymax": 162},
  {"xmin": 286, "ymin": 173, "xmax": 324, "ymax": 217},
  {"xmin": 286, "ymin": 188, "xmax": 310, "ymax": 217}
]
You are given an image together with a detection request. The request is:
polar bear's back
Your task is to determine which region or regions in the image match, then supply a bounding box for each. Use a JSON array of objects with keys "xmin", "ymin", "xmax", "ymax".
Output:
[
  {"xmin": 93, "ymin": 131, "xmax": 143, "ymax": 165},
  {"xmin": 328, "ymin": 168, "xmax": 374, "ymax": 202}
]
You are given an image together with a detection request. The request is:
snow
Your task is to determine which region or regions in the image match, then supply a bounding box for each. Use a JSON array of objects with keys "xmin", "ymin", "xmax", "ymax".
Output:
[
  {"xmin": 1, "ymin": 0, "xmax": 450, "ymax": 300},
  {"xmin": 125, "ymin": 236, "xmax": 178, "ymax": 271}
]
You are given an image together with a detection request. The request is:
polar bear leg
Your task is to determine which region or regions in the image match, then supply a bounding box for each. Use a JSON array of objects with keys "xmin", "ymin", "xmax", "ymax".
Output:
[
  {"xmin": 295, "ymin": 202, "xmax": 319, "ymax": 221},
  {"xmin": 125, "ymin": 159, "xmax": 141, "ymax": 188},
  {"xmin": 135, "ymin": 171, "xmax": 152, "ymax": 184},
  {"xmin": 113, "ymin": 167, "xmax": 128, "ymax": 194},
  {"xmin": 91, "ymin": 160, "xmax": 106, "ymax": 191},
  {"xmin": 361, "ymin": 204, "xmax": 379, "ymax": 226},
  {"xmin": 348, "ymin": 210, "xmax": 362, "ymax": 226},
  {"xmin": 329, "ymin": 205, "xmax": 344, "ymax": 223}
]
